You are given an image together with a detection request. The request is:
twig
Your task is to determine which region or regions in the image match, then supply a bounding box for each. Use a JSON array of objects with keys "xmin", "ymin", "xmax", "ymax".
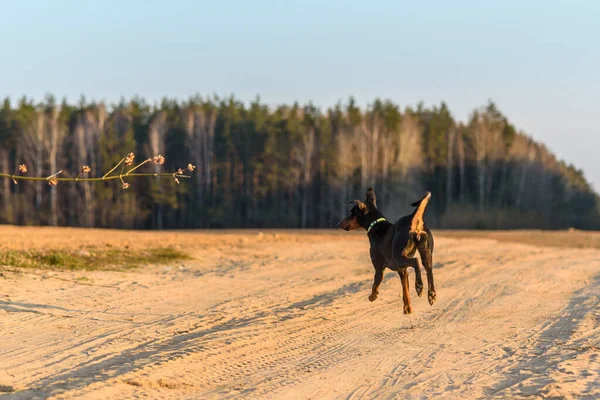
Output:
[
  {"xmin": 0, "ymin": 173, "xmax": 192, "ymax": 182},
  {"xmin": 103, "ymin": 158, "xmax": 125, "ymax": 179},
  {"xmin": 2, "ymin": 153, "xmax": 195, "ymax": 189},
  {"xmin": 126, "ymin": 159, "xmax": 152, "ymax": 175}
]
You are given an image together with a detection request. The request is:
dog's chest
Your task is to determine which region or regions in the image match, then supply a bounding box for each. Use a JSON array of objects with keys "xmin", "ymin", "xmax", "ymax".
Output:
[{"xmin": 371, "ymin": 231, "xmax": 395, "ymax": 264}]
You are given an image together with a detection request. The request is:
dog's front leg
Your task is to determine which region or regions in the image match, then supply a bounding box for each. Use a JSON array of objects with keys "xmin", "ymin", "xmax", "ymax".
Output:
[{"xmin": 369, "ymin": 266, "xmax": 384, "ymax": 302}]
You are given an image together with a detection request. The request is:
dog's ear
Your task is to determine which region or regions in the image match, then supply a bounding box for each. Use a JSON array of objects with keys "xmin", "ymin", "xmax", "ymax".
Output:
[
  {"xmin": 347, "ymin": 200, "xmax": 367, "ymax": 212},
  {"xmin": 365, "ymin": 187, "xmax": 376, "ymax": 207}
]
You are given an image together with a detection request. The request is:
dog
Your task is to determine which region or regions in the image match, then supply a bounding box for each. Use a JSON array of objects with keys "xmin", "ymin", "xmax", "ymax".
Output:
[{"xmin": 337, "ymin": 187, "xmax": 436, "ymax": 314}]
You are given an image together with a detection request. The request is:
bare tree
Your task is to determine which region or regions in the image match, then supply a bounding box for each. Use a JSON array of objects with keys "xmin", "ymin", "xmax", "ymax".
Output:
[
  {"xmin": 380, "ymin": 133, "xmax": 392, "ymax": 204},
  {"xmin": 148, "ymin": 111, "xmax": 168, "ymax": 168},
  {"xmin": 21, "ymin": 109, "xmax": 45, "ymax": 214},
  {"xmin": 295, "ymin": 126, "xmax": 315, "ymax": 228},
  {"xmin": 184, "ymin": 104, "xmax": 217, "ymax": 210},
  {"xmin": 148, "ymin": 111, "xmax": 168, "ymax": 229},
  {"xmin": 73, "ymin": 118, "xmax": 87, "ymax": 226},
  {"xmin": 335, "ymin": 125, "xmax": 355, "ymax": 219},
  {"xmin": 397, "ymin": 114, "xmax": 421, "ymax": 176},
  {"xmin": 456, "ymin": 128, "xmax": 466, "ymax": 203},
  {"xmin": 44, "ymin": 105, "xmax": 66, "ymax": 226},
  {"xmin": 0, "ymin": 148, "xmax": 12, "ymax": 223},
  {"xmin": 73, "ymin": 106, "xmax": 104, "ymax": 227},
  {"xmin": 471, "ymin": 112, "xmax": 487, "ymax": 213},
  {"xmin": 514, "ymin": 138, "xmax": 537, "ymax": 210},
  {"xmin": 470, "ymin": 109, "xmax": 504, "ymax": 212},
  {"xmin": 445, "ymin": 127, "xmax": 457, "ymax": 209},
  {"xmin": 361, "ymin": 109, "xmax": 381, "ymax": 188},
  {"xmin": 357, "ymin": 123, "xmax": 368, "ymax": 189},
  {"xmin": 384, "ymin": 113, "xmax": 424, "ymax": 209}
]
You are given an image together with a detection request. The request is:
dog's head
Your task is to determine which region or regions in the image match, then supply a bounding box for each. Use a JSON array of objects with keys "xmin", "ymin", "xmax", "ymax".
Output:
[{"xmin": 337, "ymin": 187, "xmax": 377, "ymax": 231}]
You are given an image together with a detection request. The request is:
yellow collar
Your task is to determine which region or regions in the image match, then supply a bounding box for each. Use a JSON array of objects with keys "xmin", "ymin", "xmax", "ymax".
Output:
[{"xmin": 367, "ymin": 217, "xmax": 387, "ymax": 233}]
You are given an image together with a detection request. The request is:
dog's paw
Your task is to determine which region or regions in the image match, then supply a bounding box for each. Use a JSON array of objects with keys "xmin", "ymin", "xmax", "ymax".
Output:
[
  {"xmin": 428, "ymin": 290, "xmax": 437, "ymax": 305},
  {"xmin": 403, "ymin": 304, "xmax": 412, "ymax": 314},
  {"xmin": 416, "ymin": 284, "xmax": 424, "ymax": 297},
  {"xmin": 368, "ymin": 293, "xmax": 378, "ymax": 302}
]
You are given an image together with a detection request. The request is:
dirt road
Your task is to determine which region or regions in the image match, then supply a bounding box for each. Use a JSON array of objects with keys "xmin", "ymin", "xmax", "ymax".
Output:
[{"xmin": 1, "ymin": 229, "xmax": 599, "ymax": 399}]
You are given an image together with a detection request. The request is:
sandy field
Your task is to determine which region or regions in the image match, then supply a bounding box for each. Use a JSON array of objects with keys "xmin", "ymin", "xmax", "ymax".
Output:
[{"xmin": 0, "ymin": 227, "xmax": 599, "ymax": 399}]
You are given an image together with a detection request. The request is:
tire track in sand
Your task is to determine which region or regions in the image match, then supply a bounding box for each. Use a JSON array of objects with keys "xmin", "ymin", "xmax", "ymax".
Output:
[{"xmin": 1, "ymin": 234, "xmax": 598, "ymax": 399}]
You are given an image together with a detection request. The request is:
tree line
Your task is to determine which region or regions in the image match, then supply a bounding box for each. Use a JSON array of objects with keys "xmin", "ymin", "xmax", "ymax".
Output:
[{"xmin": 0, "ymin": 95, "xmax": 598, "ymax": 230}]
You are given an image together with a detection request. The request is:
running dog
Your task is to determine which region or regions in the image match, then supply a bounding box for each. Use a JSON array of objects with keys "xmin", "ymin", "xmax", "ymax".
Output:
[{"xmin": 337, "ymin": 188, "xmax": 436, "ymax": 314}]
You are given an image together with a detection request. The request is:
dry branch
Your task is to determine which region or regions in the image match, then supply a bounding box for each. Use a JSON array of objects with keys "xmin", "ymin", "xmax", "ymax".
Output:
[{"xmin": 1, "ymin": 152, "xmax": 195, "ymax": 189}]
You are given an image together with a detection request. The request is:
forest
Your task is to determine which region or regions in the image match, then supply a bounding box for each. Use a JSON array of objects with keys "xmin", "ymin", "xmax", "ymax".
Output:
[{"xmin": 0, "ymin": 95, "xmax": 598, "ymax": 230}]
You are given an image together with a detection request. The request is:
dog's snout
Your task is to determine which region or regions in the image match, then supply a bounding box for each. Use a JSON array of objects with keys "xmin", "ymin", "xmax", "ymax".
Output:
[{"xmin": 337, "ymin": 218, "xmax": 357, "ymax": 231}]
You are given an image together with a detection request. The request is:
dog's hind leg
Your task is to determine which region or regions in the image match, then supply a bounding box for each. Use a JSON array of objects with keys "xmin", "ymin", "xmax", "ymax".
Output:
[
  {"xmin": 414, "ymin": 258, "xmax": 424, "ymax": 297},
  {"xmin": 391, "ymin": 255, "xmax": 419, "ymax": 314},
  {"xmin": 398, "ymin": 268, "xmax": 412, "ymax": 314},
  {"xmin": 407, "ymin": 248, "xmax": 424, "ymax": 297},
  {"xmin": 417, "ymin": 239, "xmax": 436, "ymax": 305}
]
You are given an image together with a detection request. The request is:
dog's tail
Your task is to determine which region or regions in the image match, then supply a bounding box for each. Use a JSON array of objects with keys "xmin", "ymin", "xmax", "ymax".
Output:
[
  {"xmin": 411, "ymin": 191, "xmax": 431, "ymax": 208},
  {"xmin": 409, "ymin": 192, "xmax": 431, "ymax": 241}
]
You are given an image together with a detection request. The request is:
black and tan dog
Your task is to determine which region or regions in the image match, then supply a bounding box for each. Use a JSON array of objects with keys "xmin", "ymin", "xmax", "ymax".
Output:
[{"xmin": 337, "ymin": 187, "xmax": 436, "ymax": 314}]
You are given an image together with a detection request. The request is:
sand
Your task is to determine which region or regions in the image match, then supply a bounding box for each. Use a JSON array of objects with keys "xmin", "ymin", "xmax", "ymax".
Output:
[{"xmin": 0, "ymin": 227, "xmax": 598, "ymax": 399}]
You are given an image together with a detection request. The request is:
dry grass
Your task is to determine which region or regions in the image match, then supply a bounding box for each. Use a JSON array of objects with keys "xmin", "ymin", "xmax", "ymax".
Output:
[
  {"xmin": 1, "ymin": 225, "xmax": 598, "ymax": 271},
  {"xmin": 438, "ymin": 229, "xmax": 600, "ymax": 249},
  {"xmin": 0, "ymin": 247, "xmax": 188, "ymax": 271},
  {"xmin": 0, "ymin": 226, "xmax": 352, "ymax": 251},
  {"xmin": 0, "ymin": 226, "xmax": 198, "ymax": 270},
  {"xmin": 0, "ymin": 226, "xmax": 354, "ymax": 271}
]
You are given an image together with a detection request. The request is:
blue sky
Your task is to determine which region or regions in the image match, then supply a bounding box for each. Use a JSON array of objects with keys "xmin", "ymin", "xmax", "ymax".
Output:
[{"xmin": 2, "ymin": 0, "xmax": 599, "ymax": 189}]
